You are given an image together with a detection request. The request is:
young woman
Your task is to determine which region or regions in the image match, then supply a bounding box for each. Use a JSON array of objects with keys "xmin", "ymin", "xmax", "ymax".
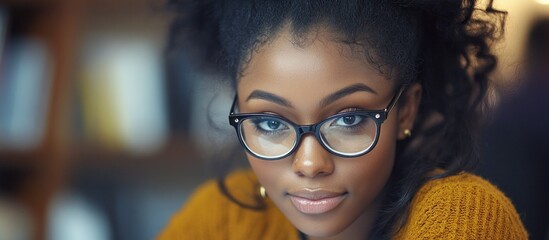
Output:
[{"xmin": 159, "ymin": 0, "xmax": 527, "ymax": 239}]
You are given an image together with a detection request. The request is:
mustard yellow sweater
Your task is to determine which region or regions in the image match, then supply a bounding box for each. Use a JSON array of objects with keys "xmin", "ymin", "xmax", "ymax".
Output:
[{"xmin": 158, "ymin": 170, "xmax": 527, "ymax": 239}]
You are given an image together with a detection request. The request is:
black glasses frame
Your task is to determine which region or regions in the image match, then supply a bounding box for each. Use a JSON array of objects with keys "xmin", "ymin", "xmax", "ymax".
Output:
[{"xmin": 228, "ymin": 85, "xmax": 407, "ymax": 160}]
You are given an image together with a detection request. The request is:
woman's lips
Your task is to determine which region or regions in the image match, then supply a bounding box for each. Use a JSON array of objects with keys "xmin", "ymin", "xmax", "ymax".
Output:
[{"xmin": 288, "ymin": 189, "xmax": 347, "ymax": 215}]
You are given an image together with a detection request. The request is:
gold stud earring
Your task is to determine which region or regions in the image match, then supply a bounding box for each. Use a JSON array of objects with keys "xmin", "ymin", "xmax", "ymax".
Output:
[
  {"xmin": 404, "ymin": 129, "xmax": 412, "ymax": 138},
  {"xmin": 259, "ymin": 186, "xmax": 267, "ymax": 198}
]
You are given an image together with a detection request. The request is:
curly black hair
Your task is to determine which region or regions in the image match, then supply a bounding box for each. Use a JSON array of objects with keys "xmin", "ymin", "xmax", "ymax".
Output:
[{"xmin": 167, "ymin": 0, "xmax": 506, "ymax": 238}]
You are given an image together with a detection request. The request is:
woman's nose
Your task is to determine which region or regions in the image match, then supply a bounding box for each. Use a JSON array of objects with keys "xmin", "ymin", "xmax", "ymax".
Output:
[{"xmin": 292, "ymin": 135, "xmax": 335, "ymax": 178}]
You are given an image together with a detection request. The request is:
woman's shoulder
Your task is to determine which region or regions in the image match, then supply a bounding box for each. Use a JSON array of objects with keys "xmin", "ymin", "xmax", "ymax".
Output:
[
  {"xmin": 395, "ymin": 171, "xmax": 528, "ymax": 239},
  {"xmin": 157, "ymin": 170, "xmax": 298, "ymax": 240}
]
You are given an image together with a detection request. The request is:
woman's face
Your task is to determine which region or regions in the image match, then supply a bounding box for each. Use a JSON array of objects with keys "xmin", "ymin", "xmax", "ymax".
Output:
[{"xmin": 237, "ymin": 28, "xmax": 419, "ymax": 238}]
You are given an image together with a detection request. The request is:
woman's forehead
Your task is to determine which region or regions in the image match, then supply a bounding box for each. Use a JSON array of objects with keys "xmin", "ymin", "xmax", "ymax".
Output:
[{"xmin": 237, "ymin": 28, "xmax": 394, "ymax": 97}]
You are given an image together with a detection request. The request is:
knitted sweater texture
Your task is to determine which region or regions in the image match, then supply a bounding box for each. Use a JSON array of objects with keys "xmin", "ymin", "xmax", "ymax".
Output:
[{"xmin": 158, "ymin": 170, "xmax": 527, "ymax": 239}]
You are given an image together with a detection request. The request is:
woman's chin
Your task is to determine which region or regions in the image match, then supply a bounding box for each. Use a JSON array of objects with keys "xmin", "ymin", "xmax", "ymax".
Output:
[
  {"xmin": 297, "ymin": 225, "xmax": 344, "ymax": 239},
  {"xmin": 284, "ymin": 211, "xmax": 351, "ymax": 238}
]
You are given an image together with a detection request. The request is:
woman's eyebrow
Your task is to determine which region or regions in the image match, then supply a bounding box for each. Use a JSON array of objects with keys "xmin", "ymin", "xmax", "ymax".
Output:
[
  {"xmin": 246, "ymin": 90, "xmax": 294, "ymax": 108},
  {"xmin": 319, "ymin": 83, "xmax": 378, "ymax": 107},
  {"xmin": 245, "ymin": 83, "xmax": 376, "ymax": 109}
]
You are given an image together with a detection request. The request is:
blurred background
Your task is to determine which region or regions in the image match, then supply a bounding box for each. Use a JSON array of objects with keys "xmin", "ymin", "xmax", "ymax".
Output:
[{"xmin": 0, "ymin": 0, "xmax": 547, "ymax": 240}]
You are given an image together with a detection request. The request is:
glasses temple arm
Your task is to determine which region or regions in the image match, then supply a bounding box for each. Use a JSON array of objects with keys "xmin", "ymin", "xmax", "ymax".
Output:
[
  {"xmin": 384, "ymin": 85, "xmax": 408, "ymax": 113},
  {"xmin": 229, "ymin": 95, "xmax": 239, "ymax": 115}
]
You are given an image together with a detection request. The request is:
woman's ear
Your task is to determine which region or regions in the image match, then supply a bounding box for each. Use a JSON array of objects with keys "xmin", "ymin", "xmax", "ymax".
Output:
[{"xmin": 397, "ymin": 83, "xmax": 422, "ymax": 140}]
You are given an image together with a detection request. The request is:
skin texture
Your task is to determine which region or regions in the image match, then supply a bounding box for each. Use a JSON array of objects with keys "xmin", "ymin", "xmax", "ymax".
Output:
[{"xmin": 237, "ymin": 27, "xmax": 422, "ymax": 240}]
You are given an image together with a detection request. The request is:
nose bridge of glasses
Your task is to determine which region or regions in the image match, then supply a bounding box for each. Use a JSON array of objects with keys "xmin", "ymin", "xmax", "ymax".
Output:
[
  {"xmin": 297, "ymin": 125, "xmax": 315, "ymax": 135},
  {"xmin": 295, "ymin": 125, "xmax": 325, "ymax": 149}
]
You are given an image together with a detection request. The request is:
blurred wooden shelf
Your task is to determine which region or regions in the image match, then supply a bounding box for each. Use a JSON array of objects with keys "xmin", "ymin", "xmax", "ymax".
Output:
[
  {"xmin": 0, "ymin": 1, "xmax": 180, "ymax": 239},
  {"xmin": 0, "ymin": 1, "xmax": 81, "ymax": 240},
  {"xmin": 70, "ymin": 136, "xmax": 202, "ymax": 164}
]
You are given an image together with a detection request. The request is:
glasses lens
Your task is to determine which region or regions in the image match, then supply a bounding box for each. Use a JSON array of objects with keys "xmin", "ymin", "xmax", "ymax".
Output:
[
  {"xmin": 319, "ymin": 113, "xmax": 378, "ymax": 156},
  {"xmin": 239, "ymin": 116, "xmax": 297, "ymax": 159}
]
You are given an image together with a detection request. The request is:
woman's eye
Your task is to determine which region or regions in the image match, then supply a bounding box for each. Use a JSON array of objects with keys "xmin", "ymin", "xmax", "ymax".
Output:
[
  {"xmin": 333, "ymin": 115, "xmax": 363, "ymax": 127},
  {"xmin": 257, "ymin": 119, "xmax": 288, "ymax": 131}
]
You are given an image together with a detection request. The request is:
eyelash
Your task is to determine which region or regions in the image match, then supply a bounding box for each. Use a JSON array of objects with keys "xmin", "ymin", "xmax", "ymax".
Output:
[{"xmin": 251, "ymin": 118, "xmax": 288, "ymax": 135}]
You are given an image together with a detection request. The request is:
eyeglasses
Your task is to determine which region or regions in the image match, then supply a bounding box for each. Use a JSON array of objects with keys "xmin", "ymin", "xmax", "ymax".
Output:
[{"xmin": 228, "ymin": 86, "xmax": 407, "ymax": 160}]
